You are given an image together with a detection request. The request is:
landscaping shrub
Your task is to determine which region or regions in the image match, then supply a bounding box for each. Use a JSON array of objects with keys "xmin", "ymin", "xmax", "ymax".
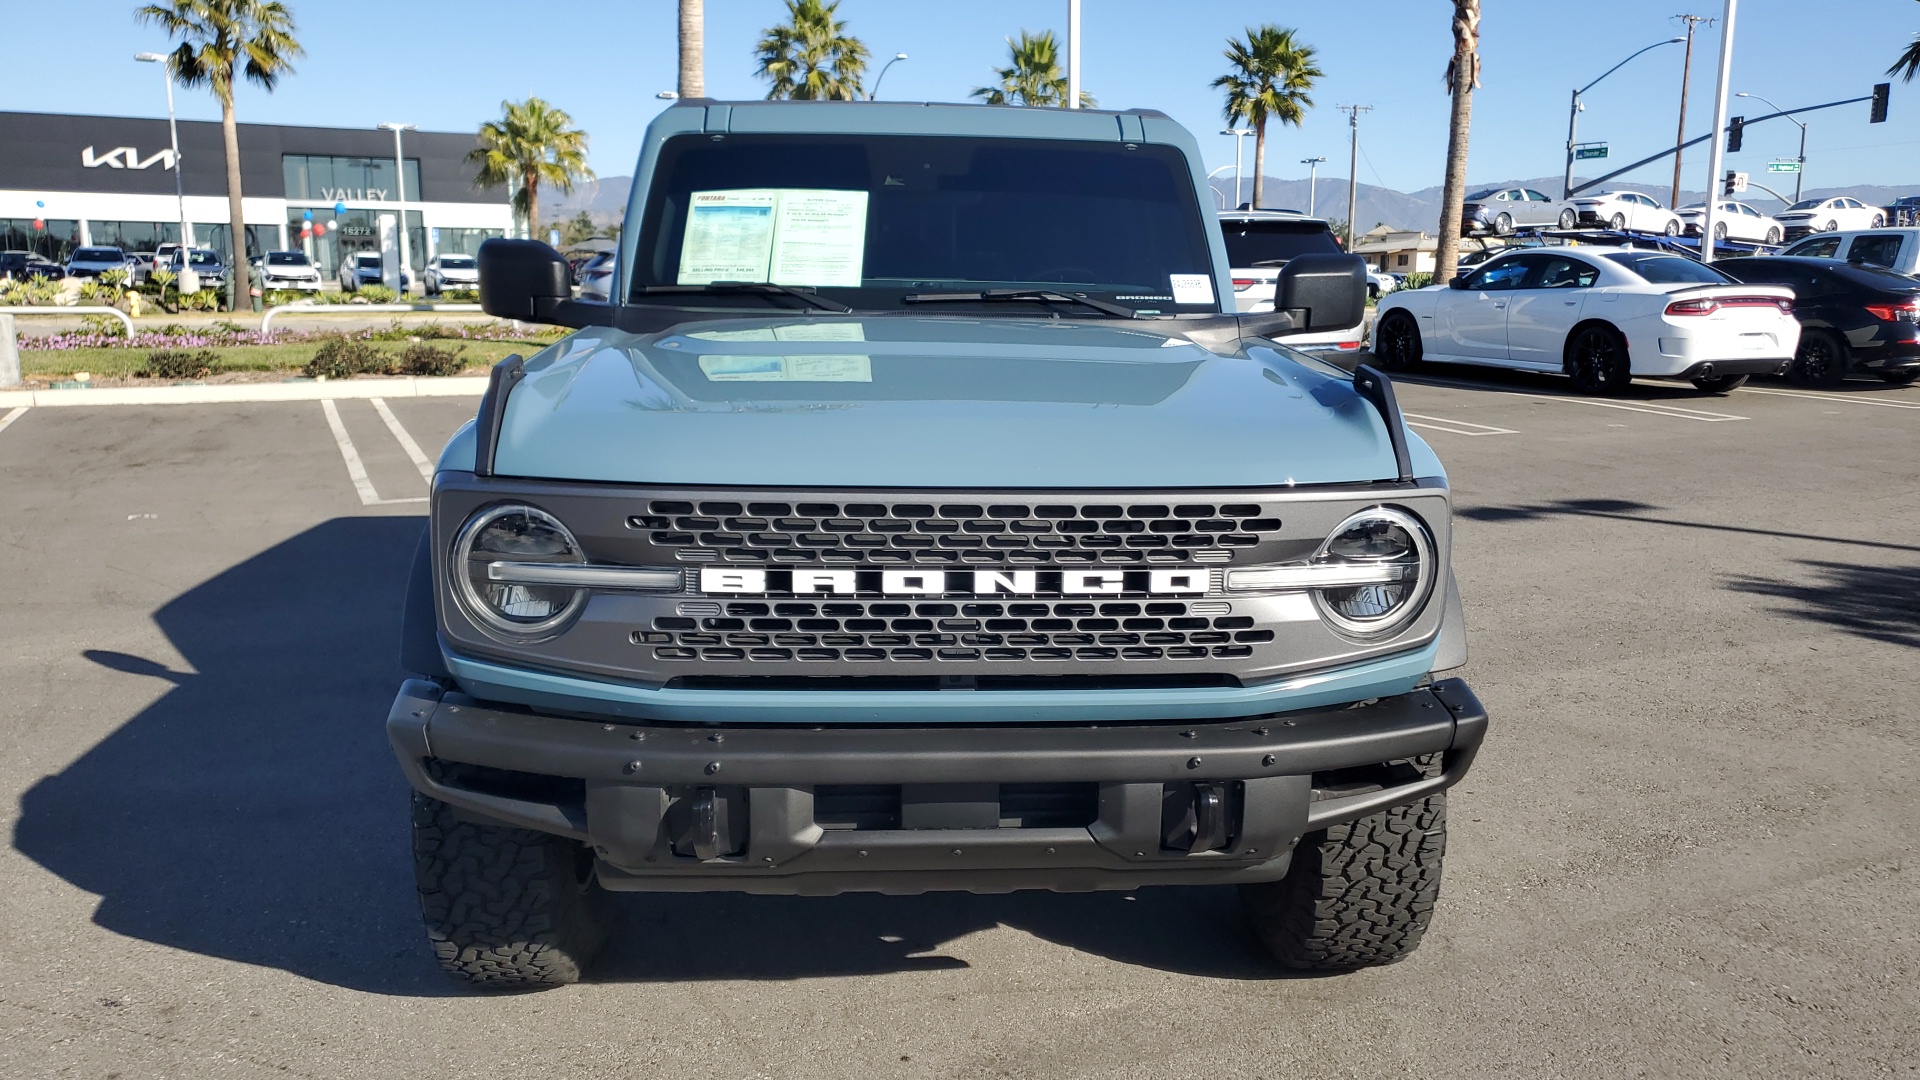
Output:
[
  {"xmin": 78, "ymin": 313, "xmax": 129, "ymax": 338},
  {"xmin": 1393, "ymin": 272, "xmax": 1434, "ymax": 292},
  {"xmin": 355, "ymin": 284, "xmax": 399, "ymax": 304},
  {"xmin": 303, "ymin": 336, "xmax": 390, "ymax": 379},
  {"xmin": 397, "ymin": 342, "xmax": 468, "ymax": 377},
  {"xmin": 140, "ymin": 348, "xmax": 220, "ymax": 379}
]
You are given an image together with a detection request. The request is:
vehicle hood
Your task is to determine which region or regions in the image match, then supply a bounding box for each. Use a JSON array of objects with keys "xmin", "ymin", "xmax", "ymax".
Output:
[{"xmin": 475, "ymin": 316, "xmax": 1436, "ymax": 488}]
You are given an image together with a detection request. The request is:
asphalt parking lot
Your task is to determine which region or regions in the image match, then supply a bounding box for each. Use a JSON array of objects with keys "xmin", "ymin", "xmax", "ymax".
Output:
[{"xmin": 2, "ymin": 364, "xmax": 1917, "ymax": 1079}]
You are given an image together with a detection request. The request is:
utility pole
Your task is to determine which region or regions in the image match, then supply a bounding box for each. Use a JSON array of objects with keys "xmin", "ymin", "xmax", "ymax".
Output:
[
  {"xmin": 1700, "ymin": 0, "xmax": 1738, "ymax": 262},
  {"xmin": 1337, "ymin": 105, "xmax": 1372, "ymax": 248},
  {"xmin": 1066, "ymin": 0, "xmax": 1082, "ymax": 109},
  {"xmin": 1302, "ymin": 156, "xmax": 1326, "ymax": 218},
  {"xmin": 1671, "ymin": 14, "xmax": 1712, "ymax": 208}
]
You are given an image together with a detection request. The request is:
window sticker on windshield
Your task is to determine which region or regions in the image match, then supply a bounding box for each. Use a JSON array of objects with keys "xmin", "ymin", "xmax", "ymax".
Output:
[
  {"xmin": 698, "ymin": 355, "xmax": 873, "ymax": 382},
  {"xmin": 678, "ymin": 188, "xmax": 868, "ymax": 287},
  {"xmin": 1168, "ymin": 273, "xmax": 1215, "ymax": 305}
]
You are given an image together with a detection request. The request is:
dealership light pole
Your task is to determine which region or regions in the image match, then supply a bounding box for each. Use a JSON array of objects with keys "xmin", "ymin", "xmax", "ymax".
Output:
[
  {"xmin": 1301, "ymin": 156, "xmax": 1326, "ymax": 217},
  {"xmin": 379, "ymin": 122, "xmax": 416, "ymax": 293},
  {"xmin": 1563, "ymin": 37, "xmax": 1686, "ymax": 199},
  {"xmin": 869, "ymin": 53, "xmax": 908, "ymax": 99},
  {"xmin": 1066, "ymin": 0, "xmax": 1081, "ymax": 108},
  {"xmin": 1220, "ymin": 129, "xmax": 1253, "ymax": 208},
  {"xmin": 1736, "ymin": 91, "xmax": 1806, "ymax": 201},
  {"xmin": 1699, "ymin": 0, "xmax": 1738, "ymax": 263},
  {"xmin": 135, "ymin": 52, "xmax": 191, "ymax": 248}
]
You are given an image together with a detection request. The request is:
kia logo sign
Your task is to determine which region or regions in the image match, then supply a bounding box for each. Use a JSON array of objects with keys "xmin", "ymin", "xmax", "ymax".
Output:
[{"xmin": 81, "ymin": 146, "xmax": 177, "ymax": 170}]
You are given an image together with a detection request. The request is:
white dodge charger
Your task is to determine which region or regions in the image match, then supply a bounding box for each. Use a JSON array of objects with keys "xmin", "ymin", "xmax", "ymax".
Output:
[{"xmin": 1370, "ymin": 246, "xmax": 1800, "ymax": 394}]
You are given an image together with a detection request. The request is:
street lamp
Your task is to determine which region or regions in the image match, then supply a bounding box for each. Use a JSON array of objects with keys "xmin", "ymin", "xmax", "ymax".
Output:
[
  {"xmin": 1301, "ymin": 156, "xmax": 1327, "ymax": 217},
  {"xmin": 1736, "ymin": 91, "xmax": 1808, "ymax": 202},
  {"xmin": 135, "ymin": 52, "xmax": 191, "ymax": 250},
  {"xmin": 1221, "ymin": 129, "xmax": 1255, "ymax": 209},
  {"xmin": 870, "ymin": 53, "xmax": 909, "ymax": 100},
  {"xmin": 656, "ymin": 91, "xmax": 679, "ymax": 100},
  {"xmin": 1563, "ymin": 37, "xmax": 1687, "ymax": 199},
  {"xmin": 379, "ymin": 123, "xmax": 416, "ymax": 294}
]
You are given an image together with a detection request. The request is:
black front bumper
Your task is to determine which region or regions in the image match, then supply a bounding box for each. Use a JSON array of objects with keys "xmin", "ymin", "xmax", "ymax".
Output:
[{"xmin": 387, "ymin": 678, "xmax": 1488, "ymax": 895}]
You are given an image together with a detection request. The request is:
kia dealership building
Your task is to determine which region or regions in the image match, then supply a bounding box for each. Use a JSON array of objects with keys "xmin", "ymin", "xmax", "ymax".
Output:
[{"xmin": 0, "ymin": 111, "xmax": 511, "ymax": 279}]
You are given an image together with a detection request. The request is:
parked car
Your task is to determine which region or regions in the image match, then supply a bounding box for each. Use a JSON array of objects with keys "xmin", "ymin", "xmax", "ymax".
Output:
[
  {"xmin": 338, "ymin": 251, "xmax": 410, "ymax": 292},
  {"xmin": 1717, "ymin": 256, "xmax": 1920, "ymax": 386},
  {"xmin": 64, "ymin": 246, "xmax": 132, "ymax": 279},
  {"xmin": 423, "ymin": 253, "xmax": 479, "ymax": 297},
  {"xmin": 573, "ymin": 251, "xmax": 615, "ymax": 302},
  {"xmin": 1217, "ymin": 210, "xmax": 1364, "ymax": 353},
  {"xmin": 1776, "ymin": 196, "xmax": 1885, "ymax": 239},
  {"xmin": 163, "ymin": 248, "xmax": 227, "ymax": 291},
  {"xmin": 0, "ymin": 250, "xmax": 66, "ymax": 281},
  {"xmin": 1674, "ymin": 200, "xmax": 1784, "ymax": 244},
  {"xmin": 251, "ymin": 250, "xmax": 323, "ymax": 292},
  {"xmin": 1778, "ymin": 228, "xmax": 1920, "ymax": 277},
  {"xmin": 1885, "ymin": 195, "xmax": 1920, "ymax": 227},
  {"xmin": 1371, "ymin": 245, "xmax": 1797, "ymax": 393},
  {"xmin": 1461, "ymin": 187, "xmax": 1576, "ymax": 236},
  {"xmin": 1569, "ymin": 190, "xmax": 1683, "ymax": 234}
]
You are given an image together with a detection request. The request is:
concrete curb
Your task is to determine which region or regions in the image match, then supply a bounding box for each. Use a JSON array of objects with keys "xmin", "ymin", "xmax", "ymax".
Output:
[{"xmin": 0, "ymin": 375, "xmax": 489, "ymax": 408}]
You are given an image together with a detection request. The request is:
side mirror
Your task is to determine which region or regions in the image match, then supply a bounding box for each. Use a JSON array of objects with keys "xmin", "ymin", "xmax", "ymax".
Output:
[
  {"xmin": 1448, "ymin": 275, "xmax": 1471, "ymax": 289},
  {"xmin": 477, "ymin": 238, "xmax": 612, "ymax": 328},
  {"xmin": 1269, "ymin": 253, "xmax": 1367, "ymax": 335}
]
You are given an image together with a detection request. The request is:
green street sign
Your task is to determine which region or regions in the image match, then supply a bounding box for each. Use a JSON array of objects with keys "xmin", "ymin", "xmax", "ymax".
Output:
[
  {"xmin": 1767, "ymin": 160, "xmax": 1802, "ymax": 173},
  {"xmin": 1575, "ymin": 145, "xmax": 1609, "ymax": 160}
]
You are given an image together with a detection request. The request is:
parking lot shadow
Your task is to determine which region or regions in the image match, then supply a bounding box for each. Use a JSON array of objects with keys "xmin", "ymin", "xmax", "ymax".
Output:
[
  {"xmin": 13, "ymin": 516, "xmax": 1301, "ymax": 992},
  {"xmin": 1725, "ymin": 559, "xmax": 1920, "ymax": 650}
]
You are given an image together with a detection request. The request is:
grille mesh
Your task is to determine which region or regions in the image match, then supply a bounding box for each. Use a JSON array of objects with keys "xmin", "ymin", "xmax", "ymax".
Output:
[
  {"xmin": 634, "ymin": 600, "xmax": 1276, "ymax": 664},
  {"xmin": 631, "ymin": 499, "xmax": 1283, "ymax": 566}
]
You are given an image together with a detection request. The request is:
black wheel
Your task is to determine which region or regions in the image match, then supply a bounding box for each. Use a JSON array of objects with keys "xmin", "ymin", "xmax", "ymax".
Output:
[
  {"xmin": 1791, "ymin": 329, "xmax": 1850, "ymax": 388},
  {"xmin": 412, "ymin": 792, "xmax": 613, "ymax": 988},
  {"xmin": 1608, "ymin": 213, "xmax": 1626, "ymax": 230},
  {"xmin": 1240, "ymin": 782, "xmax": 1447, "ymax": 971},
  {"xmin": 1690, "ymin": 373, "xmax": 1749, "ymax": 393},
  {"xmin": 1557, "ymin": 208, "xmax": 1576, "ymax": 228},
  {"xmin": 1493, "ymin": 212, "xmax": 1513, "ymax": 236},
  {"xmin": 1878, "ymin": 370, "xmax": 1919, "ymax": 386},
  {"xmin": 1367, "ymin": 283, "xmax": 1380, "ymax": 300},
  {"xmin": 1765, "ymin": 226, "xmax": 1782, "ymax": 244},
  {"xmin": 1372, "ymin": 309, "xmax": 1423, "ymax": 371},
  {"xmin": 1566, "ymin": 324, "xmax": 1633, "ymax": 394}
]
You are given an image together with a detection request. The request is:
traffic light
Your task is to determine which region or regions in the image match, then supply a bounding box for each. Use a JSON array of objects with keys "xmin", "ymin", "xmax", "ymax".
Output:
[
  {"xmin": 1726, "ymin": 116, "xmax": 1743, "ymax": 153},
  {"xmin": 1871, "ymin": 82, "xmax": 1890, "ymax": 123},
  {"xmin": 1723, "ymin": 171, "xmax": 1738, "ymax": 196}
]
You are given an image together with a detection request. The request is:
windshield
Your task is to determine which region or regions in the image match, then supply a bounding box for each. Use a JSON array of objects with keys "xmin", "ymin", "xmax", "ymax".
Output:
[
  {"xmin": 74, "ymin": 248, "xmax": 121, "ymax": 261},
  {"xmin": 1219, "ymin": 219, "xmax": 1340, "ymax": 267},
  {"xmin": 1604, "ymin": 252, "xmax": 1735, "ymax": 284},
  {"xmin": 1464, "ymin": 189, "xmax": 1500, "ymax": 201},
  {"xmin": 439, "ymin": 256, "xmax": 475, "ymax": 269},
  {"xmin": 355, "ymin": 254, "xmax": 380, "ymax": 267},
  {"xmin": 631, "ymin": 133, "xmax": 1218, "ymax": 312},
  {"xmin": 188, "ymin": 251, "xmax": 217, "ymax": 266},
  {"xmin": 1786, "ymin": 200, "xmax": 1825, "ymax": 211},
  {"xmin": 267, "ymin": 252, "xmax": 308, "ymax": 265}
]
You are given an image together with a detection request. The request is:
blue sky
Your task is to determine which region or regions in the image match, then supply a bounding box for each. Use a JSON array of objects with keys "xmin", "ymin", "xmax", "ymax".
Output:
[{"xmin": 13, "ymin": 0, "xmax": 1918, "ymax": 195}]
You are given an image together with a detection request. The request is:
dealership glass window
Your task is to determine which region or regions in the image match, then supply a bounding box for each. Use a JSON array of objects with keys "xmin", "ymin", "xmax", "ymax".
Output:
[
  {"xmin": 191, "ymin": 224, "xmax": 277, "ymax": 262},
  {"xmin": 433, "ymin": 227, "xmax": 505, "ymax": 257},
  {"xmin": 0, "ymin": 219, "xmax": 81, "ymax": 261},
  {"xmin": 282, "ymin": 154, "xmax": 421, "ymax": 202},
  {"xmin": 88, "ymin": 221, "xmax": 184, "ymax": 252},
  {"xmin": 285, "ymin": 208, "xmax": 426, "ymax": 278}
]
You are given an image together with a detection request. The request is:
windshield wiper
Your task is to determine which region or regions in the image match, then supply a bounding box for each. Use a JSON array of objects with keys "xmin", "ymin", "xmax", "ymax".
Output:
[
  {"xmin": 1249, "ymin": 259, "xmax": 1291, "ymax": 267},
  {"xmin": 902, "ymin": 288, "xmax": 1140, "ymax": 319},
  {"xmin": 637, "ymin": 282, "xmax": 852, "ymax": 313}
]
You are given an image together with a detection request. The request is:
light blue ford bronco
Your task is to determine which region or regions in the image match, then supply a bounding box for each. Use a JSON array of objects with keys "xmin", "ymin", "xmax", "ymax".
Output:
[{"xmin": 389, "ymin": 99, "xmax": 1487, "ymax": 987}]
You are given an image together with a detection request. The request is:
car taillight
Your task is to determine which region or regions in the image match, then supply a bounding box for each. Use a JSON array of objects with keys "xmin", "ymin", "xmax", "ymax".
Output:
[
  {"xmin": 1232, "ymin": 279, "xmax": 1256, "ymax": 288},
  {"xmin": 1665, "ymin": 298, "xmax": 1718, "ymax": 316},
  {"xmin": 1865, "ymin": 299, "xmax": 1920, "ymax": 322},
  {"xmin": 1666, "ymin": 295, "xmax": 1792, "ymax": 317}
]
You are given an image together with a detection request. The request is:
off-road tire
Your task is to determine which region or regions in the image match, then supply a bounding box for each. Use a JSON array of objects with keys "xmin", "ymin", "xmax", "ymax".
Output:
[
  {"xmin": 412, "ymin": 793, "xmax": 613, "ymax": 988},
  {"xmin": 1239, "ymin": 790, "xmax": 1447, "ymax": 971}
]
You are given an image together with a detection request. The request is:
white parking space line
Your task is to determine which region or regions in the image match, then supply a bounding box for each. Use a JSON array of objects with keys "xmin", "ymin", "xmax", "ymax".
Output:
[
  {"xmin": 1739, "ymin": 386, "xmax": 1920, "ymax": 410},
  {"xmin": 1402, "ymin": 412, "xmax": 1519, "ymax": 437},
  {"xmin": 0, "ymin": 406, "xmax": 27, "ymax": 436},
  {"xmin": 370, "ymin": 397, "xmax": 436, "ymax": 481},
  {"xmin": 320, "ymin": 399, "xmax": 426, "ymax": 507},
  {"xmin": 1397, "ymin": 373, "xmax": 1749, "ymax": 422}
]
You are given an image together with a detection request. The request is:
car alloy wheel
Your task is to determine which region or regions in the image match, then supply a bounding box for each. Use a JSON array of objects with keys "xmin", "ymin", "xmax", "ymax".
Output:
[
  {"xmin": 1713, "ymin": 222, "xmax": 1728, "ymax": 240},
  {"xmin": 1494, "ymin": 213, "xmax": 1513, "ymax": 236},
  {"xmin": 1792, "ymin": 330, "xmax": 1849, "ymax": 388},
  {"xmin": 1823, "ymin": 219, "xmax": 1839, "ymax": 232},
  {"xmin": 1567, "ymin": 325, "xmax": 1631, "ymax": 394},
  {"xmin": 1558, "ymin": 208, "xmax": 1576, "ymax": 228},
  {"xmin": 1609, "ymin": 213, "xmax": 1627, "ymax": 230},
  {"xmin": 1373, "ymin": 310, "xmax": 1422, "ymax": 371},
  {"xmin": 1872, "ymin": 214, "xmax": 1886, "ymax": 228},
  {"xmin": 1766, "ymin": 227, "xmax": 1782, "ymax": 244}
]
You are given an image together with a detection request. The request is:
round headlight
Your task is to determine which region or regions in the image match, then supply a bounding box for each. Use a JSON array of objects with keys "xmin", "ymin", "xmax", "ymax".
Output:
[
  {"xmin": 1311, "ymin": 507, "xmax": 1436, "ymax": 637},
  {"xmin": 452, "ymin": 504, "xmax": 587, "ymax": 640}
]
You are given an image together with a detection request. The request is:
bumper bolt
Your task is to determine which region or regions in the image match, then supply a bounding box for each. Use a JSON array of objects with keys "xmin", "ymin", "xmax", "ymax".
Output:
[
  {"xmin": 951, "ymin": 848, "xmax": 963, "ymax": 856},
  {"xmin": 629, "ymin": 731, "xmax": 645, "ymax": 741},
  {"xmin": 623, "ymin": 760, "xmax": 642, "ymax": 774},
  {"xmin": 705, "ymin": 761, "xmax": 722, "ymax": 775},
  {"xmin": 858, "ymin": 850, "xmax": 868, "ymax": 857},
  {"xmin": 1179, "ymin": 730, "xmax": 1197, "ymax": 739},
  {"xmin": 1251, "ymin": 726, "xmax": 1268, "ymax": 736},
  {"xmin": 708, "ymin": 733, "xmax": 725, "ymax": 743},
  {"xmin": 1262, "ymin": 754, "xmax": 1276, "ymax": 767},
  {"xmin": 1187, "ymin": 756, "xmax": 1202, "ymax": 769}
]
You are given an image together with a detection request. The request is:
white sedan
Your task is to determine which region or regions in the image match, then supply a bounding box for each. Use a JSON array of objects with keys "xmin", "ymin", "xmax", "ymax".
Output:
[
  {"xmin": 1370, "ymin": 246, "xmax": 1799, "ymax": 394},
  {"xmin": 1776, "ymin": 196, "xmax": 1885, "ymax": 237},
  {"xmin": 1674, "ymin": 200, "xmax": 1785, "ymax": 244},
  {"xmin": 1569, "ymin": 190, "xmax": 1683, "ymax": 234}
]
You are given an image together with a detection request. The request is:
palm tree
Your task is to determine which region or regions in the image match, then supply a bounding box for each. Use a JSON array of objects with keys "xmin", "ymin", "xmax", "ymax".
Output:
[
  {"xmin": 467, "ymin": 98, "xmax": 594, "ymax": 244},
  {"xmin": 756, "ymin": 0, "xmax": 868, "ymax": 101},
  {"xmin": 1433, "ymin": 1, "xmax": 1480, "ymax": 285},
  {"xmin": 135, "ymin": 0, "xmax": 302, "ymax": 311},
  {"xmin": 1889, "ymin": 25, "xmax": 1920, "ymax": 83},
  {"xmin": 1213, "ymin": 26, "xmax": 1323, "ymax": 210},
  {"xmin": 678, "ymin": 0, "xmax": 704, "ymax": 97},
  {"xmin": 970, "ymin": 30, "xmax": 1095, "ymax": 107}
]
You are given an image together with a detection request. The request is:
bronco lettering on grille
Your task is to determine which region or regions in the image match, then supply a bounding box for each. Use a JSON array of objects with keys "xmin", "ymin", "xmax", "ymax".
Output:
[{"xmin": 699, "ymin": 567, "xmax": 1208, "ymax": 597}]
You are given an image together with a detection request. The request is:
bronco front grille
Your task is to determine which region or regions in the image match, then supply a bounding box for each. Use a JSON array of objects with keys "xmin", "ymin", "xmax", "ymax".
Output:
[
  {"xmin": 630, "ymin": 498, "xmax": 1284, "ymax": 566},
  {"xmin": 634, "ymin": 599, "xmax": 1275, "ymax": 664}
]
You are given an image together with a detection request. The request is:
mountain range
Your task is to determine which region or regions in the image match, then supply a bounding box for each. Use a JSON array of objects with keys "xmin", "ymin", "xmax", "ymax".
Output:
[{"xmin": 543, "ymin": 173, "xmax": 1914, "ymax": 235}]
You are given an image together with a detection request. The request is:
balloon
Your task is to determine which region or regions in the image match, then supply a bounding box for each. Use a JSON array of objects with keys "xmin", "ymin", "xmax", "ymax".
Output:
[
  {"xmin": 32, "ymin": 219, "xmax": 44, "ymax": 230},
  {"xmin": 302, "ymin": 209, "xmax": 313, "ymax": 221},
  {"xmin": 35, "ymin": 200, "xmax": 44, "ymax": 208},
  {"xmin": 334, "ymin": 201, "xmax": 346, "ymax": 214}
]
